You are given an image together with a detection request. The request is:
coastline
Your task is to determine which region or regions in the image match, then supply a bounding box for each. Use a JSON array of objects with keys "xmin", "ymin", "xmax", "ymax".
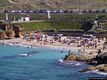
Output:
[{"xmin": 1, "ymin": 38, "xmax": 107, "ymax": 75}]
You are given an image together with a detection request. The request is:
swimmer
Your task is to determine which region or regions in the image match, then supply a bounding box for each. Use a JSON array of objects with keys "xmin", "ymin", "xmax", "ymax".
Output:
[{"xmin": 61, "ymin": 48, "xmax": 64, "ymax": 53}]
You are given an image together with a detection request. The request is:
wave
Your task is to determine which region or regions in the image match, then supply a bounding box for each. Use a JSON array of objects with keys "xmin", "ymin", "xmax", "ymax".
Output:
[
  {"xmin": 86, "ymin": 70, "xmax": 107, "ymax": 76},
  {"xmin": 4, "ymin": 43, "xmax": 35, "ymax": 48},
  {"xmin": 58, "ymin": 59, "xmax": 84, "ymax": 66},
  {"xmin": 0, "ymin": 51, "xmax": 39, "ymax": 59}
]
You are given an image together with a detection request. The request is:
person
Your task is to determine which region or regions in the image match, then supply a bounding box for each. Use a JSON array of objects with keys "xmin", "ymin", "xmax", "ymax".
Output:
[
  {"xmin": 103, "ymin": 45, "xmax": 106, "ymax": 50},
  {"xmin": 68, "ymin": 50, "xmax": 71, "ymax": 55},
  {"xmin": 82, "ymin": 48, "xmax": 85, "ymax": 53},
  {"xmin": 61, "ymin": 48, "xmax": 64, "ymax": 53},
  {"xmin": 63, "ymin": 55, "xmax": 68, "ymax": 61},
  {"xmin": 78, "ymin": 49, "xmax": 81, "ymax": 54},
  {"xmin": 98, "ymin": 49, "xmax": 102, "ymax": 54}
]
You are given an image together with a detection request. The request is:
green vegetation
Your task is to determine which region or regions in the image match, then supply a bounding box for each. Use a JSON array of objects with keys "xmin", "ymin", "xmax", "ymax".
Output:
[
  {"xmin": 17, "ymin": 22, "xmax": 82, "ymax": 31},
  {"xmin": 0, "ymin": 13, "xmax": 105, "ymax": 32},
  {"xmin": 0, "ymin": 14, "xmax": 5, "ymax": 20},
  {"xmin": 102, "ymin": 23, "xmax": 107, "ymax": 30},
  {"xmin": 6, "ymin": 13, "xmax": 105, "ymax": 32},
  {"xmin": 1, "ymin": 12, "xmax": 107, "ymax": 33},
  {"xmin": 18, "ymin": 22, "xmax": 52, "ymax": 31}
]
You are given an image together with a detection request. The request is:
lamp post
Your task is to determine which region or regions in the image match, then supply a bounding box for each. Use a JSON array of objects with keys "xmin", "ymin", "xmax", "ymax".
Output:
[
  {"xmin": 6, "ymin": 13, "xmax": 9, "ymax": 21},
  {"xmin": 4, "ymin": 10, "xmax": 9, "ymax": 21},
  {"xmin": 47, "ymin": 10, "xmax": 51, "ymax": 19}
]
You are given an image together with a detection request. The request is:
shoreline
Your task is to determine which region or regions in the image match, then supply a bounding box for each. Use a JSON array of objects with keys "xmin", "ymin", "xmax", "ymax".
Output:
[
  {"xmin": 0, "ymin": 38, "xmax": 82, "ymax": 51},
  {"xmin": 0, "ymin": 37, "xmax": 106, "ymax": 58}
]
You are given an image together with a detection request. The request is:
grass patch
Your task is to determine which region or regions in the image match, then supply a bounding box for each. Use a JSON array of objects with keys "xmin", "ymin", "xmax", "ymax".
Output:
[{"xmin": 16, "ymin": 22, "xmax": 83, "ymax": 31}]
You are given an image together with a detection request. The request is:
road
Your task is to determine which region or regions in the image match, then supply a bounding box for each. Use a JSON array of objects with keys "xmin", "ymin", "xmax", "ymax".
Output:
[{"xmin": 11, "ymin": 20, "xmax": 45, "ymax": 23}]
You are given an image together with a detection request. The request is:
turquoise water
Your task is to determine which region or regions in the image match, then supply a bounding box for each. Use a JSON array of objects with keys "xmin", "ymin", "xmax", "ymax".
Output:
[{"xmin": 0, "ymin": 45, "xmax": 106, "ymax": 80}]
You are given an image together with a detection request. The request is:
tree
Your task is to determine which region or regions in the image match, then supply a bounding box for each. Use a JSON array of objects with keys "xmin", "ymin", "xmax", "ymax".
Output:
[{"xmin": 82, "ymin": 21, "xmax": 93, "ymax": 32}]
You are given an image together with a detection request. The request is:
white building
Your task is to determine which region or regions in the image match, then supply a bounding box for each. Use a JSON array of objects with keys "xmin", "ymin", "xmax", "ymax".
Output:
[
  {"xmin": 19, "ymin": 17, "xmax": 30, "ymax": 21},
  {"xmin": 24, "ymin": 17, "xmax": 30, "ymax": 21}
]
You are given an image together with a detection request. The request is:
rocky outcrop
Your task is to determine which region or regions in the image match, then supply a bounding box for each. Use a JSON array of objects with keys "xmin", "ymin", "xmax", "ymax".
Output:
[
  {"xmin": 79, "ymin": 66, "xmax": 97, "ymax": 72},
  {"xmin": 79, "ymin": 64, "xmax": 107, "ymax": 72},
  {"xmin": 63, "ymin": 53, "xmax": 96, "ymax": 64},
  {"xmin": 64, "ymin": 51, "xmax": 107, "ymax": 73},
  {"xmin": 95, "ymin": 52, "xmax": 107, "ymax": 64},
  {"xmin": 64, "ymin": 50, "xmax": 107, "ymax": 64}
]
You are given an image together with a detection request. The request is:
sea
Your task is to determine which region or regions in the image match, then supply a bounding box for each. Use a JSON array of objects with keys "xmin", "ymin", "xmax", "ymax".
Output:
[{"xmin": 0, "ymin": 44, "xmax": 106, "ymax": 80}]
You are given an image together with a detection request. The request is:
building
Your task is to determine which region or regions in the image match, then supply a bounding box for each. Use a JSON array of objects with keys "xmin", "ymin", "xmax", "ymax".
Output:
[{"xmin": 19, "ymin": 16, "xmax": 30, "ymax": 21}]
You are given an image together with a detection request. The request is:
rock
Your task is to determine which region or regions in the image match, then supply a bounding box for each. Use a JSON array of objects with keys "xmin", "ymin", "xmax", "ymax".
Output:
[
  {"xmin": 79, "ymin": 66, "xmax": 97, "ymax": 72},
  {"xmin": 64, "ymin": 52, "xmax": 107, "ymax": 73},
  {"xmin": 63, "ymin": 54, "xmax": 95, "ymax": 63},
  {"xmin": 64, "ymin": 51, "xmax": 107, "ymax": 65},
  {"xmin": 79, "ymin": 68, "xmax": 90, "ymax": 72},
  {"xmin": 64, "ymin": 54, "xmax": 77, "ymax": 61},
  {"xmin": 95, "ymin": 52, "xmax": 107, "ymax": 64},
  {"xmin": 99, "ymin": 68, "xmax": 107, "ymax": 72},
  {"xmin": 64, "ymin": 51, "xmax": 107, "ymax": 73},
  {"xmin": 80, "ymin": 64, "xmax": 107, "ymax": 73},
  {"xmin": 97, "ymin": 64, "xmax": 107, "ymax": 72}
]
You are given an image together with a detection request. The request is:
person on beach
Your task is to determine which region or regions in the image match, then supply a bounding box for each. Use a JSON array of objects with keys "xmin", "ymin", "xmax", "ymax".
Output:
[
  {"xmin": 64, "ymin": 55, "xmax": 68, "ymax": 61},
  {"xmin": 68, "ymin": 50, "xmax": 72, "ymax": 55},
  {"xmin": 98, "ymin": 49, "xmax": 102, "ymax": 54},
  {"xmin": 61, "ymin": 48, "xmax": 64, "ymax": 53}
]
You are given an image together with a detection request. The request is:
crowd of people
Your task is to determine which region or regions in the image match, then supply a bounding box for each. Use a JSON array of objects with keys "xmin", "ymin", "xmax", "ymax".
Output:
[
  {"xmin": 22, "ymin": 32, "xmax": 107, "ymax": 52},
  {"xmin": 1, "ymin": 31, "xmax": 107, "ymax": 55}
]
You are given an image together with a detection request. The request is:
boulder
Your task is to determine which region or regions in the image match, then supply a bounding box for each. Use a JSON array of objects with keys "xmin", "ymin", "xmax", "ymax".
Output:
[
  {"xmin": 79, "ymin": 66, "xmax": 96, "ymax": 72},
  {"xmin": 79, "ymin": 64, "xmax": 107, "ymax": 73},
  {"xmin": 63, "ymin": 54, "xmax": 95, "ymax": 63},
  {"xmin": 95, "ymin": 52, "xmax": 107, "ymax": 64},
  {"xmin": 64, "ymin": 54, "xmax": 77, "ymax": 61}
]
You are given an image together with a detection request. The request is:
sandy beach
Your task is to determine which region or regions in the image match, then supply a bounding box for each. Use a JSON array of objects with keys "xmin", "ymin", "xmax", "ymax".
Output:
[
  {"xmin": 0, "ymin": 38, "xmax": 81, "ymax": 50},
  {"xmin": 0, "ymin": 36, "xmax": 106, "ymax": 55}
]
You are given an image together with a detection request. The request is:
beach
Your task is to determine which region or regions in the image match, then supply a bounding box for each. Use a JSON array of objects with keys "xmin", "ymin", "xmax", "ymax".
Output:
[{"xmin": 1, "ymin": 35, "xmax": 106, "ymax": 54}]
